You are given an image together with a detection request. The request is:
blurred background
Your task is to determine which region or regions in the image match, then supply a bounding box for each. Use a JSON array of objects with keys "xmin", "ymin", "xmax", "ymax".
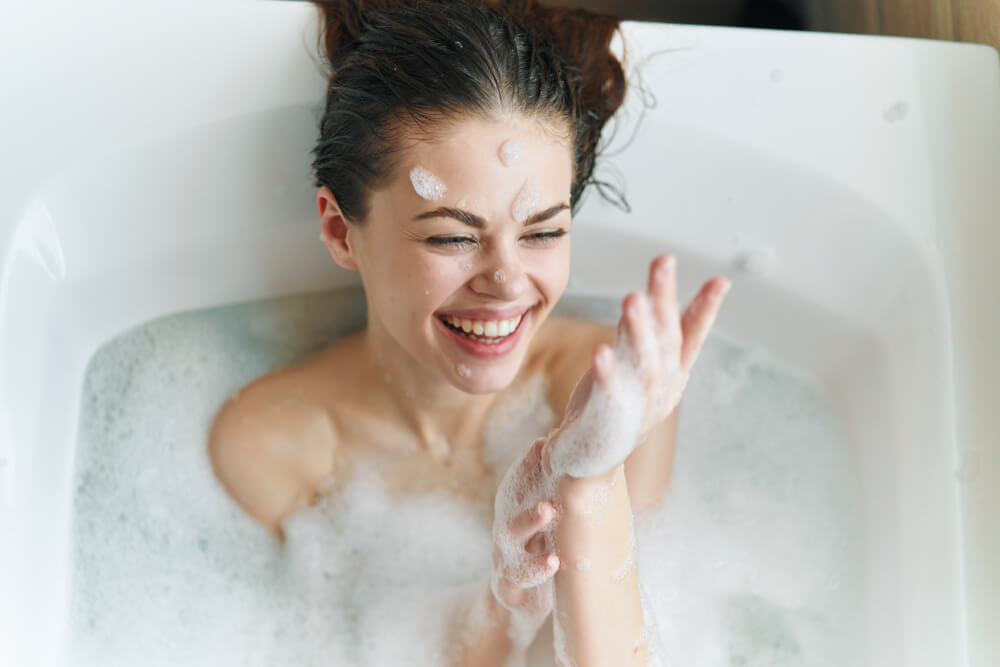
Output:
[
  {"xmin": 557, "ymin": 0, "xmax": 1000, "ymax": 52},
  {"xmin": 284, "ymin": 1, "xmax": 1000, "ymax": 54}
]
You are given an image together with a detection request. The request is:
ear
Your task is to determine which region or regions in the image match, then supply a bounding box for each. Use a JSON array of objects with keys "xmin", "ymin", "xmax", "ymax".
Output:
[{"xmin": 317, "ymin": 186, "xmax": 360, "ymax": 271}]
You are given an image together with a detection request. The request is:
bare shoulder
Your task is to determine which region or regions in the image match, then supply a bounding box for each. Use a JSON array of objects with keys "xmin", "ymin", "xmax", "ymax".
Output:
[
  {"xmin": 533, "ymin": 315, "xmax": 616, "ymax": 419},
  {"xmin": 208, "ymin": 364, "xmax": 338, "ymax": 538}
]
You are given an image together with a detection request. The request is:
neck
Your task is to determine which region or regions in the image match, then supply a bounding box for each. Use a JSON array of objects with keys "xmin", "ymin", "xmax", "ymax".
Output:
[{"xmin": 359, "ymin": 323, "xmax": 501, "ymax": 458}]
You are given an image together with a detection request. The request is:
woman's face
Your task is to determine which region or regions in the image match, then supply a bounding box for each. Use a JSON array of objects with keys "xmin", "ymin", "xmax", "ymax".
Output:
[{"xmin": 331, "ymin": 115, "xmax": 574, "ymax": 394}]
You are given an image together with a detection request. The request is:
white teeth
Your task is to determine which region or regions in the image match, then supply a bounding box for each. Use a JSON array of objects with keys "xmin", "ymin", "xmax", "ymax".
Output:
[{"xmin": 442, "ymin": 313, "xmax": 524, "ymax": 340}]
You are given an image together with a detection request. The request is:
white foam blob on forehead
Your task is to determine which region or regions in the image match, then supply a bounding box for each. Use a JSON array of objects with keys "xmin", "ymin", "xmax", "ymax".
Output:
[
  {"xmin": 511, "ymin": 178, "xmax": 541, "ymax": 223},
  {"xmin": 498, "ymin": 139, "xmax": 523, "ymax": 167},
  {"xmin": 409, "ymin": 165, "xmax": 447, "ymax": 201}
]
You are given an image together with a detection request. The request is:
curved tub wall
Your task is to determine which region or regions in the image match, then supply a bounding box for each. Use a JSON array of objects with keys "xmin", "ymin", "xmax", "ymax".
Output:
[{"xmin": 1, "ymin": 3, "xmax": 998, "ymax": 667}]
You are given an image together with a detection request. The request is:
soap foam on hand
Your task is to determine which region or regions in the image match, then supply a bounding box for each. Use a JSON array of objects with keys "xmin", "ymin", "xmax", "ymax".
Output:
[
  {"xmin": 67, "ymin": 289, "xmax": 863, "ymax": 667},
  {"xmin": 546, "ymin": 294, "xmax": 666, "ymax": 480}
]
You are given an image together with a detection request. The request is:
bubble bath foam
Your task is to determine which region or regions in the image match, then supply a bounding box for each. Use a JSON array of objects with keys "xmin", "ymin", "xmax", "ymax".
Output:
[{"xmin": 68, "ymin": 286, "xmax": 863, "ymax": 666}]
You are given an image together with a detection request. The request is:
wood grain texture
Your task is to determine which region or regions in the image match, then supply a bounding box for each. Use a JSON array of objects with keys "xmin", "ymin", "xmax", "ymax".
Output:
[
  {"xmin": 825, "ymin": 0, "xmax": 999, "ymax": 52},
  {"xmin": 828, "ymin": 0, "xmax": 881, "ymax": 34},
  {"xmin": 952, "ymin": 0, "xmax": 1000, "ymax": 51},
  {"xmin": 878, "ymin": 0, "xmax": 955, "ymax": 40}
]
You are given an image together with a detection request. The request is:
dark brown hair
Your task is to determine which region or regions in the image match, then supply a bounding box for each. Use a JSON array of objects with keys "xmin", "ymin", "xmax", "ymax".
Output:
[{"xmin": 310, "ymin": 0, "xmax": 627, "ymax": 222}]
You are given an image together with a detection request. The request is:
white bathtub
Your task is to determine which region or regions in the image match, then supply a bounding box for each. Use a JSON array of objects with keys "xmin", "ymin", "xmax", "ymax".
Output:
[{"xmin": 1, "ymin": 2, "xmax": 998, "ymax": 666}]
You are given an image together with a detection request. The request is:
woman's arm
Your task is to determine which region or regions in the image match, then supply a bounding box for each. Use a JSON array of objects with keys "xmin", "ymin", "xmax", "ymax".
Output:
[
  {"xmin": 454, "ymin": 586, "xmax": 517, "ymax": 667},
  {"xmin": 544, "ymin": 255, "xmax": 731, "ymax": 665},
  {"xmin": 553, "ymin": 464, "xmax": 648, "ymax": 666},
  {"xmin": 624, "ymin": 406, "xmax": 680, "ymax": 511}
]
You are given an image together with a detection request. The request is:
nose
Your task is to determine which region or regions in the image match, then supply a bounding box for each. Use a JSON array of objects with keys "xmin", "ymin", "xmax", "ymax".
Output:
[{"xmin": 469, "ymin": 241, "xmax": 528, "ymax": 301}]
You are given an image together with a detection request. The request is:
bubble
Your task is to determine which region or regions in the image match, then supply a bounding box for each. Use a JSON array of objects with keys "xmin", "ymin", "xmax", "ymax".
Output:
[
  {"xmin": 409, "ymin": 165, "xmax": 447, "ymax": 201},
  {"xmin": 611, "ymin": 545, "xmax": 636, "ymax": 583},
  {"xmin": 494, "ymin": 269, "xmax": 506, "ymax": 283},
  {"xmin": 498, "ymin": 139, "xmax": 523, "ymax": 167},
  {"xmin": 456, "ymin": 364, "xmax": 472, "ymax": 378},
  {"xmin": 580, "ymin": 481, "xmax": 612, "ymax": 517},
  {"xmin": 511, "ymin": 178, "xmax": 541, "ymax": 223},
  {"xmin": 66, "ymin": 288, "xmax": 864, "ymax": 666}
]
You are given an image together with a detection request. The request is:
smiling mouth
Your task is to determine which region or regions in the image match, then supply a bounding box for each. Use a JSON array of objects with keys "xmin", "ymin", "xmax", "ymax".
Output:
[{"xmin": 437, "ymin": 313, "xmax": 526, "ymax": 345}]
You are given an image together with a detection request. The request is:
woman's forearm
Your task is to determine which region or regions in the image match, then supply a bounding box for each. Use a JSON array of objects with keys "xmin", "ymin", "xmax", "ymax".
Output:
[
  {"xmin": 454, "ymin": 585, "xmax": 515, "ymax": 667},
  {"xmin": 552, "ymin": 463, "xmax": 649, "ymax": 666},
  {"xmin": 624, "ymin": 407, "xmax": 680, "ymax": 511}
]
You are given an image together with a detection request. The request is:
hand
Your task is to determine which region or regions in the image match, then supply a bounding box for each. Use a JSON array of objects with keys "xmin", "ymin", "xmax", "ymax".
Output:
[
  {"xmin": 547, "ymin": 254, "xmax": 730, "ymax": 478},
  {"xmin": 490, "ymin": 438, "xmax": 561, "ymax": 645},
  {"xmin": 618, "ymin": 254, "xmax": 730, "ymax": 437}
]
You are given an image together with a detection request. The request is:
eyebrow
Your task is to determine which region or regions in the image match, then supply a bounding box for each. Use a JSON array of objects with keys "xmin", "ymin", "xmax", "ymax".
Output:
[{"xmin": 412, "ymin": 203, "xmax": 571, "ymax": 228}]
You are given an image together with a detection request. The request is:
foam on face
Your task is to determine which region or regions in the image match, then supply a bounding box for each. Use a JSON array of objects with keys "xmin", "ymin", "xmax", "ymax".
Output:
[
  {"xmin": 66, "ymin": 288, "xmax": 863, "ymax": 667},
  {"xmin": 410, "ymin": 165, "xmax": 447, "ymax": 201},
  {"xmin": 456, "ymin": 363, "xmax": 472, "ymax": 378},
  {"xmin": 494, "ymin": 268, "xmax": 507, "ymax": 283},
  {"xmin": 498, "ymin": 138, "xmax": 523, "ymax": 167},
  {"xmin": 511, "ymin": 178, "xmax": 541, "ymax": 223}
]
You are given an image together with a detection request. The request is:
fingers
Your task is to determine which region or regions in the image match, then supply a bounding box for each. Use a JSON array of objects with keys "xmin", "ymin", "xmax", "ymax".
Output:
[
  {"xmin": 508, "ymin": 500, "xmax": 557, "ymax": 541},
  {"xmin": 593, "ymin": 344, "xmax": 615, "ymax": 388},
  {"xmin": 525, "ymin": 531, "xmax": 547, "ymax": 555},
  {"xmin": 622, "ymin": 292, "xmax": 658, "ymax": 370},
  {"xmin": 680, "ymin": 276, "xmax": 731, "ymax": 370},
  {"xmin": 648, "ymin": 254, "xmax": 681, "ymax": 339},
  {"xmin": 503, "ymin": 552, "xmax": 560, "ymax": 590}
]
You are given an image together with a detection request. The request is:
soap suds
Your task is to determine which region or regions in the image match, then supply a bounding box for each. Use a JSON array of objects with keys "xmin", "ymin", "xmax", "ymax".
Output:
[
  {"xmin": 611, "ymin": 539, "xmax": 636, "ymax": 583},
  {"xmin": 499, "ymin": 139, "xmax": 523, "ymax": 167},
  {"xmin": 511, "ymin": 178, "xmax": 541, "ymax": 223},
  {"xmin": 67, "ymin": 289, "xmax": 864, "ymax": 667},
  {"xmin": 410, "ymin": 165, "xmax": 447, "ymax": 201}
]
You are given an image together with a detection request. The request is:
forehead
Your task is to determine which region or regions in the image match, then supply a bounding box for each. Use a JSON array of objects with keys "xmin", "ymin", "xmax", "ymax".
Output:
[{"xmin": 391, "ymin": 115, "xmax": 574, "ymax": 201}]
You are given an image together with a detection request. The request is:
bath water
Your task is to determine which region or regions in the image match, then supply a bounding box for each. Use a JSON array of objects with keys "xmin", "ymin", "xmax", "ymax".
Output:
[{"xmin": 68, "ymin": 286, "xmax": 864, "ymax": 666}]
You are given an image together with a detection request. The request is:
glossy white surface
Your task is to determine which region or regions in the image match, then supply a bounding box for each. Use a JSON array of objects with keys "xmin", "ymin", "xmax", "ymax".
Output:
[{"xmin": 1, "ymin": 2, "xmax": 997, "ymax": 666}]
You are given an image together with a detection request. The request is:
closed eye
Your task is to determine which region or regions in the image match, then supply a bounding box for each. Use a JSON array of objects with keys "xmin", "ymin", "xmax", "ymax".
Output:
[
  {"xmin": 523, "ymin": 229, "xmax": 567, "ymax": 245},
  {"xmin": 426, "ymin": 236, "xmax": 477, "ymax": 248}
]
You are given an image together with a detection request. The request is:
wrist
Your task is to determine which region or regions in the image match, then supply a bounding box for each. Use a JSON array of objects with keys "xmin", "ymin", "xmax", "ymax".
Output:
[{"xmin": 555, "ymin": 463, "xmax": 625, "ymax": 521}]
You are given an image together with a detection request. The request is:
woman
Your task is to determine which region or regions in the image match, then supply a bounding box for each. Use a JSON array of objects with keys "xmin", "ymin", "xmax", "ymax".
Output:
[{"xmin": 209, "ymin": 1, "xmax": 730, "ymax": 664}]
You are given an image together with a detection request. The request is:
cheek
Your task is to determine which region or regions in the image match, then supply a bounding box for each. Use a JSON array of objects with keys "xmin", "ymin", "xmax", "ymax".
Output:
[
  {"xmin": 530, "ymin": 244, "xmax": 571, "ymax": 287},
  {"xmin": 400, "ymin": 252, "xmax": 474, "ymax": 306}
]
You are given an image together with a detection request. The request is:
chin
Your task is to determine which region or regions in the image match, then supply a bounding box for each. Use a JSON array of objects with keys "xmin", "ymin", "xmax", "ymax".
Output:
[{"xmin": 457, "ymin": 365, "xmax": 519, "ymax": 395}]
